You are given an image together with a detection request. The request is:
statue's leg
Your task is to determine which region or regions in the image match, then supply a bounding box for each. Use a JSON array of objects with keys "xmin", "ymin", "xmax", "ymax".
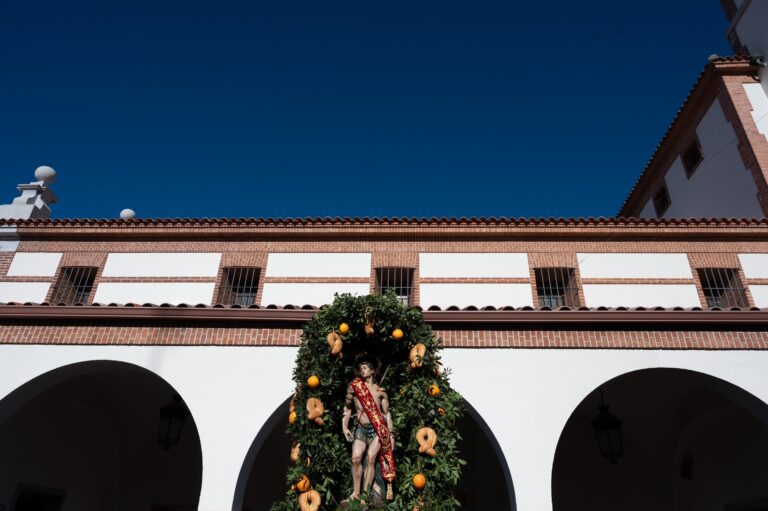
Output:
[
  {"xmin": 363, "ymin": 436, "xmax": 381, "ymax": 492},
  {"xmin": 350, "ymin": 438, "xmax": 367, "ymax": 499}
]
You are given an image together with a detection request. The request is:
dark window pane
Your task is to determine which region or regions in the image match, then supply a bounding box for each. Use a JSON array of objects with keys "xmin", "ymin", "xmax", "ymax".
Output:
[
  {"xmin": 697, "ymin": 268, "xmax": 748, "ymax": 308},
  {"xmin": 681, "ymin": 137, "xmax": 704, "ymax": 177},
  {"xmin": 535, "ymin": 268, "xmax": 580, "ymax": 308},
  {"xmin": 51, "ymin": 267, "xmax": 97, "ymax": 304},
  {"xmin": 375, "ymin": 267, "xmax": 414, "ymax": 305},
  {"xmin": 219, "ymin": 267, "xmax": 260, "ymax": 306},
  {"xmin": 653, "ymin": 186, "xmax": 671, "ymax": 217}
]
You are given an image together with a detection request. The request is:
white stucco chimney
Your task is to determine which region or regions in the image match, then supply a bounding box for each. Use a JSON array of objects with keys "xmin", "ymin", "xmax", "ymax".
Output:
[{"xmin": 0, "ymin": 166, "xmax": 58, "ymax": 220}]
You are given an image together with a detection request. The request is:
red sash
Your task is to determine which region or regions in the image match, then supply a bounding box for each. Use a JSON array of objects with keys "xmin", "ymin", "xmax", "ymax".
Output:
[{"xmin": 350, "ymin": 377, "xmax": 396, "ymax": 487}]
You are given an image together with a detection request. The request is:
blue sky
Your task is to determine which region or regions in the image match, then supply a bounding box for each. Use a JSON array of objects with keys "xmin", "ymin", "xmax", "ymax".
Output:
[{"xmin": 0, "ymin": 1, "xmax": 732, "ymax": 219}]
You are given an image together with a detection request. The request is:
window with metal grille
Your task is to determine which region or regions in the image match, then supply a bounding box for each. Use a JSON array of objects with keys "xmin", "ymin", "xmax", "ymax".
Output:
[
  {"xmin": 375, "ymin": 267, "xmax": 414, "ymax": 305},
  {"xmin": 681, "ymin": 136, "xmax": 704, "ymax": 178},
  {"xmin": 534, "ymin": 267, "xmax": 580, "ymax": 308},
  {"xmin": 653, "ymin": 185, "xmax": 671, "ymax": 217},
  {"xmin": 51, "ymin": 266, "xmax": 98, "ymax": 304},
  {"xmin": 697, "ymin": 268, "xmax": 749, "ymax": 308},
  {"xmin": 218, "ymin": 267, "xmax": 260, "ymax": 306}
]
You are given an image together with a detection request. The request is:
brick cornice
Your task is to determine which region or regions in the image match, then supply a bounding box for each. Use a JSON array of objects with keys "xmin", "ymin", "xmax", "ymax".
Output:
[
  {"xmin": 4, "ymin": 217, "xmax": 768, "ymax": 242},
  {"xmin": 0, "ymin": 305, "xmax": 766, "ymax": 327}
]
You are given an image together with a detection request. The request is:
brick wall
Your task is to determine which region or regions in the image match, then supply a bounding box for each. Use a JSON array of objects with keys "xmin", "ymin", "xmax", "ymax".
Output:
[
  {"xmin": 2, "ymin": 222, "xmax": 768, "ymax": 349},
  {"xmin": 0, "ymin": 322, "xmax": 765, "ymax": 349},
  {"xmin": 6, "ymin": 235, "xmax": 768, "ymax": 308},
  {"xmin": 721, "ymin": 75, "xmax": 768, "ymax": 212}
]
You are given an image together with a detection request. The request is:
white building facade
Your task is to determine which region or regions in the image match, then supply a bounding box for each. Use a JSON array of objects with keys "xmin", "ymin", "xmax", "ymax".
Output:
[
  {"xmin": 2, "ymin": 3, "xmax": 768, "ymax": 511},
  {"xmin": 1, "ymin": 217, "xmax": 768, "ymax": 511}
]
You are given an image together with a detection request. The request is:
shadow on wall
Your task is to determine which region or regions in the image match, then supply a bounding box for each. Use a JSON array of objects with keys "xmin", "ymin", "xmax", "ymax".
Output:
[
  {"xmin": 233, "ymin": 398, "xmax": 516, "ymax": 511},
  {"xmin": 552, "ymin": 368, "xmax": 768, "ymax": 511},
  {"xmin": 0, "ymin": 361, "xmax": 203, "ymax": 511}
]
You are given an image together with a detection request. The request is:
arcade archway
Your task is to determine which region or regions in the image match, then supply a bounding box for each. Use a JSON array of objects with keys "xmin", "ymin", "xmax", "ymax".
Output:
[
  {"xmin": 552, "ymin": 368, "xmax": 768, "ymax": 511},
  {"xmin": 234, "ymin": 398, "xmax": 515, "ymax": 511},
  {"xmin": 0, "ymin": 361, "xmax": 202, "ymax": 511}
]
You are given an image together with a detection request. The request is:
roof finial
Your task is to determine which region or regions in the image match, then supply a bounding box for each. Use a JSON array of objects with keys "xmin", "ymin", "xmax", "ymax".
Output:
[{"xmin": 0, "ymin": 165, "xmax": 58, "ymax": 219}]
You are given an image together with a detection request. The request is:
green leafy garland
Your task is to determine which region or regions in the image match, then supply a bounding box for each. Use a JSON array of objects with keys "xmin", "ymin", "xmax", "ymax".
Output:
[{"xmin": 271, "ymin": 293, "xmax": 465, "ymax": 511}]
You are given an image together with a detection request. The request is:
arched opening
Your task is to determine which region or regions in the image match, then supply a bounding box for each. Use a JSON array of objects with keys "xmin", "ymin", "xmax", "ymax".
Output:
[
  {"xmin": 552, "ymin": 368, "xmax": 768, "ymax": 511},
  {"xmin": 0, "ymin": 361, "xmax": 203, "ymax": 511},
  {"xmin": 234, "ymin": 398, "xmax": 515, "ymax": 511},
  {"xmin": 454, "ymin": 401, "xmax": 516, "ymax": 510}
]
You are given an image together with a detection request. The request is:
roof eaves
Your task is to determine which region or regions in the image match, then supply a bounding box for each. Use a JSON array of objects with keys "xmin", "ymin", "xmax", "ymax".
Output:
[
  {"xmin": 3, "ymin": 216, "xmax": 768, "ymax": 229},
  {"xmin": 618, "ymin": 56, "xmax": 759, "ymax": 216},
  {"xmin": 0, "ymin": 303, "xmax": 766, "ymax": 327}
]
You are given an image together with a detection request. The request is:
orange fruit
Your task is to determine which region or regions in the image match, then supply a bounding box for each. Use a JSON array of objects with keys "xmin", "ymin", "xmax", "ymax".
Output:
[
  {"xmin": 428, "ymin": 384, "xmax": 441, "ymax": 397},
  {"xmin": 412, "ymin": 473, "xmax": 427, "ymax": 490},
  {"xmin": 289, "ymin": 411, "xmax": 297, "ymax": 424},
  {"xmin": 392, "ymin": 328, "xmax": 404, "ymax": 340},
  {"xmin": 437, "ymin": 407, "xmax": 445, "ymax": 416},
  {"xmin": 339, "ymin": 323, "xmax": 350, "ymax": 335},
  {"xmin": 296, "ymin": 475, "xmax": 311, "ymax": 492},
  {"xmin": 307, "ymin": 375, "xmax": 320, "ymax": 389}
]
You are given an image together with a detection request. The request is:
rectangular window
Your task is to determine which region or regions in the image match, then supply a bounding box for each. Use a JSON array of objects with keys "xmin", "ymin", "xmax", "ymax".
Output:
[
  {"xmin": 51, "ymin": 266, "xmax": 98, "ymax": 304},
  {"xmin": 375, "ymin": 267, "xmax": 414, "ymax": 305},
  {"xmin": 653, "ymin": 185, "xmax": 671, "ymax": 217},
  {"xmin": 697, "ymin": 268, "xmax": 749, "ymax": 308},
  {"xmin": 681, "ymin": 136, "xmax": 704, "ymax": 178},
  {"xmin": 218, "ymin": 267, "xmax": 260, "ymax": 306},
  {"xmin": 534, "ymin": 267, "xmax": 580, "ymax": 308}
]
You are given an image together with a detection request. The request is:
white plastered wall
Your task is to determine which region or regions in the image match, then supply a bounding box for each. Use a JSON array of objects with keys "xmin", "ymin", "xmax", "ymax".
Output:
[
  {"xmin": 0, "ymin": 282, "xmax": 51, "ymax": 303},
  {"xmin": 7, "ymin": 252, "xmax": 61, "ymax": 277},
  {"xmin": 738, "ymin": 254, "xmax": 768, "ymax": 307},
  {"xmin": 420, "ymin": 283, "xmax": 533, "ymax": 308},
  {"xmin": 419, "ymin": 253, "xmax": 532, "ymax": 308},
  {"xmin": 0, "ymin": 227, "xmax": 19, "ymax": 253},
  {"xmin": 261, "ymin": 253, "xmax": 372, "ymax": 306},
  {"xmin": 748, "ymin": 285, "xmax": 768, "ymax": 307},
  {"xmin": 0, "ymin": 345, "xmax": 766, "ymax": 511},
  {"xmin": 577, "ymin": 253, "xmax": 700, "ymax": 307},
  {"xmin": 92, "ymin": 253, "xmax": 222, "ymax": 304},
  {"xmin": 661, "ymin": 98, "xmax": 763, "ymax": 218},
  {"xmin": 101, "ymin": 253, "xmax": 221, "ymax": 277},
  {"xmin": 260, "ymin": 283, "xmax": 370, "ymax": 306},
  {"xmin": 0, "ymin": 252, "xmax": 60, "ymax": 303},
  {"xmin": 419, "ymin": 253, "xmax": 529, "ymax": 278},
  {"xmin": 581, "ymin": 284, "xmax": 701, "ymax": 308},
  {"xmin": 92, "ymin": 283, "xmax": 217, "ymax": 305},
  {"xmin": 442, "ymin": 348, "xmax": 768, "ymax": 511},
  {"xmin": 265, "ymin": 253, "xmax": 371, "ymax": 278},
  {"xmin": 738, "ymin": 253, "xmax": 768, "ymax": 278},
  {"xmin": 577, "ymin": 253, "xmax": 692, "ymax": 279},
  {"xmin": 743, "ymin": 83, "xmax": 768, "ymax": 141}
]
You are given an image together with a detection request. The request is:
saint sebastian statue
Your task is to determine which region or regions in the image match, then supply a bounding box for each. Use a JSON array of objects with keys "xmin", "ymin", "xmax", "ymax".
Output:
[{"xmin": 342, "ymin": 354, "xmax": 396, "ymax": 505}]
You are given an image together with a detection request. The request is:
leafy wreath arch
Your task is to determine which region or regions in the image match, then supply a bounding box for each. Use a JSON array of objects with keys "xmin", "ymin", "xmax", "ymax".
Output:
[{"xmin": 271, "ymin": 293, "xmax": 465, "ymax": 511}]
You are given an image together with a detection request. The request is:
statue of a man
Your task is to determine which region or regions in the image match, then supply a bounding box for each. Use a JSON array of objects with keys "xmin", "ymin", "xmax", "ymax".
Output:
[{"xmin": 342, "ymin": 354, "xmax": 396, "ymax": 505}]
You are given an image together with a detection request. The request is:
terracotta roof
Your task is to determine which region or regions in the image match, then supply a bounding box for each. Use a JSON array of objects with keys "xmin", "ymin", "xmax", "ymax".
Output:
[
  {"xmin": 618, "ymin": 56, "xmax": 761, "ymax": 216},
  {"xmin": 2, "ymin": 216, "xmax": 768, "ymax": 228}
]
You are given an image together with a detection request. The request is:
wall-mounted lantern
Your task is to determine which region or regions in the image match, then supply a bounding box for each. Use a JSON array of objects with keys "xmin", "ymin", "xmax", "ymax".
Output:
[
  {"xmin": 159, "ymin": 393, "xmax": 189, "ymax": 450},
  {"xmin": 591, "ymin": 388, "xmax": 623, "ymax": 464}
]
